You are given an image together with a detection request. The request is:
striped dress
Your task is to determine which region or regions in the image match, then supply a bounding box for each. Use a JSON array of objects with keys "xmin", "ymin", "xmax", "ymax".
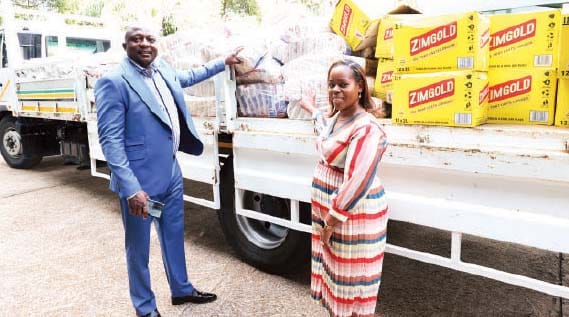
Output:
[{"xmin": 310, "ymin": 111, "xmax": 388, "ymax": 317}]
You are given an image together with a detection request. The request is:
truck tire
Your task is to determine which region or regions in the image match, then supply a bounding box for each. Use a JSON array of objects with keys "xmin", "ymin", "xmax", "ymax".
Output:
[
  {"xmin": 0, "ymin": 116, "xmax": 42, "ymax": 169},
  {"xmin": 218, "ymin": 156, "xmax": 310, "ymax": 274}
]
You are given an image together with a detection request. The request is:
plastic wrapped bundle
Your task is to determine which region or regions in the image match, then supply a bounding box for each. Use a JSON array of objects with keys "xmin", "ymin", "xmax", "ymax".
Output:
[
  {"xmin": 236, "ymin": 83, "xmax": 288, "ymax": 118},
  {"xmin": 15, "ymin": 51, "xmax": 122, "ymax": 88},
  {"xmin": 283, "ymin": 54, "xmax": 366, "ymax": 120},
  {"xmin": 236, "ymin": 55, "xmax": 284, "ymax": 85},
  {"xmin": 185, "ymin": 95, "xmax": 217, "ymax": 117},
  {"xmin": 185, "ymin": 79, "xmax": 216, "ymax": 97},
  {"xmin": 269, "ymin": 32, "xmax": 347, "ymax": 65}
]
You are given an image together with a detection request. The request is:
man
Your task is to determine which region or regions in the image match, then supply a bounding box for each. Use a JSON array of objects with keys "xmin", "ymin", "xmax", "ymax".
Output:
[{"xmin": 95, "ymin": 25, "xmax": 241, "ymax": 317}]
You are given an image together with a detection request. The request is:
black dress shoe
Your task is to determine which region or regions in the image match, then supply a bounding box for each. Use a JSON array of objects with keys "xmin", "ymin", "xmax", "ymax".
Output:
[
  {"xmin": 172, "ymin": 290, "xmax": 217, "ymax": 305},
  {"xmin": 139, "ymin": 309, "xmax": 161, "ymax": 317}
]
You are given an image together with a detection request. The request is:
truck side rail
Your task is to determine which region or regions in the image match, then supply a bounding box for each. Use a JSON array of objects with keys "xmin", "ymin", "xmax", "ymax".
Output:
[
  {"xmin": 216, "ymin": 57, "xmax": 569, "ymax": 299},
  {"xmin": 230, "ymin": 117, "xmax": 569, "ymax": 298}
]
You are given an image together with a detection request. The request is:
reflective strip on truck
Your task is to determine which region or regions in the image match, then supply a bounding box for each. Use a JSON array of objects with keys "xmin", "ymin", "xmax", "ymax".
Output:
[
  {"xmin": 18, "ymin": 88, "xmax": 77, "ymax": 113},
  {"xmin": 0, "ymin": 80, "xmax": 11, "ymax": 100},
  {"xmin": 17, "ymin": 88, "xmax": 76, "ymax": 101}
]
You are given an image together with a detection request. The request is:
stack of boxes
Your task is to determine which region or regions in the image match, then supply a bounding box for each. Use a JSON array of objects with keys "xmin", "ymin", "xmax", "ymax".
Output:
[
  {"xmin": 389, "ymin": 12, "xmax": 491, "ymax": 127},
  {"xmin": 329, "ymin": 3, "xmax": 569, "ymax": 129},
  {"xmin": 487, "ymin": 9, "xmax": 560, "ymax": 125},
  {"xmin": 555, "ymin": 9, "xmax": 569, "ymax": 127},
  {"xmin": 374, "ymin": 15, "xmax": 400, "ymax": 104}
]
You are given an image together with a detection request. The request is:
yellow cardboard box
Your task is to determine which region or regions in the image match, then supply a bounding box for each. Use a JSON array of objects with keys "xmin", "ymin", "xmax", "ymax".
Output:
[
  {"xmin": 554, "ymin": 79, "xmax": 569, "ymax": 126},
  {"xmin": 559, "ymin": 12, "xmax": 569, "ymax": 78},
  {"xmin": 330, "ymin": 0, "xmax": 419, "ymax": 52},
  {"xmin": 488, "ymin": 68, "xmax": 556, "ymax": 125},
  {"xmin": 393, "ymin": 12, "xmax": 490, "ymax": 73},
  {"xmin": 375, "ymin": 14, "xmax": 414, "ymax": 59},
  {"xmin": 392, "ymin": 71, "xmax": 488, "ymax": 127},
  {"xmin": 374, "ymin": 59, "xmax": 395, "ymax": 102},
  {"xmin": 489, "ymin": 9, "xmax": 561, "ymax": 69},
  {"xmin": 330, "ymin": 0, "xmax": 383, "ymax": 52}
]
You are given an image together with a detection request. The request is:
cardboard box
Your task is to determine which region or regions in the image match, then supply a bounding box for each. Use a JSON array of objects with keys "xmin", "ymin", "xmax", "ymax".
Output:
[
  {"xmin": 489, "ymin": 9, "xmax": 561, "ymax": 69},
  {"xmin": 559, "ymin": 12, "xmax": 569, "ymax": 78},
  {"xmin": 393, "ymin": 12, "xmax": 490, "ymax": 73},
  {"xmin": 554, "ymin": 79, "xmax": 569, "ymax": 126},
  {"xmin": 487, "ymin": 68, "xmax": 556, "ymax": 125},
  {"xmin": 375, "ymin": 14, "xmax": 414, "ymax": 59},
  {"xmin": 330, "ymin": 0, "xmax": 419, "ymax": 52},
  {"xmin": 374, "ymin": 58, "xmax": 395, "ymax": 102},
  {"xmin": 392, "ymin": 71, "xmax": 488, "ymax": 127}
]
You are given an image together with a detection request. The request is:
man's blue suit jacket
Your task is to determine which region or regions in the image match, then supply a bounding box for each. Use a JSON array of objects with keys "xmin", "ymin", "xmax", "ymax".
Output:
[{"xmin": 95, "ymin": 57, "xmax": 225, "ymax": 199}]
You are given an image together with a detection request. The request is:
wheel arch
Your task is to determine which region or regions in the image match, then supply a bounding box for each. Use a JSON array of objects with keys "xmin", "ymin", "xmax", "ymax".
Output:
[{"xmin": 217, "ymin": 153, "xmax": 311, "ymax": 274}]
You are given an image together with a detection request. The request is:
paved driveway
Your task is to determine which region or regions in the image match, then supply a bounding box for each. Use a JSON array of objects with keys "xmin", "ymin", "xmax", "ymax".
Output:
[{"xmin": 0, "ymin": 157, "xmax": 565, "ymax": 316}]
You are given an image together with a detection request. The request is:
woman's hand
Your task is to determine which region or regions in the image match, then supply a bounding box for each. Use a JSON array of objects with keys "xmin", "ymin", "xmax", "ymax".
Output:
[
  {"xmin": 299, "ymin": 87, "xmax": 317, "ymax": 116},
  {"xmin": 320, "ymin": 216, "xmax": 339, "ymax": 247},
  {"xmin": 320, "ymin": 225, "xmax": 334, "ymax": 247}
]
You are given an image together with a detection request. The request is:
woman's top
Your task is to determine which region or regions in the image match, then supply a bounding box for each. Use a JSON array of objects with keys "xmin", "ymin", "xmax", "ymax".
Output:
[{"xmin": 312, "ymin": 110, "xmax": 387, "ymax": 222}]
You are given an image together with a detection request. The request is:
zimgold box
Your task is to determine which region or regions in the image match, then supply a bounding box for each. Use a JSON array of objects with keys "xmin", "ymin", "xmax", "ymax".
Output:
[
  {"xmin": 392, "ymin": 71, "xmax": 488, "ymax": 127},
  {"xmin": 374, "ymin": 59, "xmax": 395, "ymax": 102},
  {"xmin": 330, "ymin": 0, "xmax": 382, "ymax": 51},
  {"xmin": 393, "ymin": 12, "xmax": 490, "ymax": 73},
  {"xmin": 330, "ymin": 1, "xmax": 420, "ymax": 52},
  {"xmin": 375, "ymin": 15, "xmax": 413, "ymax": 59},
  {"xmin": 489, "ymin": 9, "xmax": 561, "ymax": 69},
  {"xmin": 487, "ymin": 68, "xmax": 556, "ymax": 125},
  {"xmin": 555, "ymin": 79, "xmax": 569, "ymax": 127},
  {"xmin": 559, "ymin": 11, "xmax": 569, "ymax": 78}
]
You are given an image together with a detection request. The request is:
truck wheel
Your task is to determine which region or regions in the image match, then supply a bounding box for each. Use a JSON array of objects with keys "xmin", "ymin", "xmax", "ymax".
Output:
[
  {"xmin": 218, "ymin": 156, "xmax": 310, "ymax": 274},
  {"xmin": 0, "ymin": 116, "xmax": 42, "ymax": 169}
]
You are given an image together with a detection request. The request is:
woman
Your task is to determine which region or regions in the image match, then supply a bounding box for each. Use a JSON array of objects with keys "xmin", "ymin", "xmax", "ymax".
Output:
[{"xmin": 300, "ymin": 59, "xmax": 388, "ymax": 317}]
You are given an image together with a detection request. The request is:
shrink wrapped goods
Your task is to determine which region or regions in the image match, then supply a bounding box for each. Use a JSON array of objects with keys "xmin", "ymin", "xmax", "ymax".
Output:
[
  {"xmin": 15, "ymin": 51, "xmax": 121, "ymax": 88},
  {"xmin": 185, "ymin": 96, "xmax": 217, "ymax": 118},
  {"xmin": 393, "ymin": 11, "xmax": 490, "ymax": 73},
  {"xmin": 236, "ymin": 83, "xmax": 288, "ymax": 118},
  {"xmin": 555, "ymin": 79, "xmax": 569, "ymax": 126},
  {"xmin": 269, "ymin": 32, "xmax": 348, "ymax": 65},
  {"xmin": 184, "ymin": 79, "xmax": 216, "ymax": 97},
  {"xmin": 487, "ymin": 68, "xmax": 556, "ymax": 125},
  {"xmin": 392, "ymin": 71, "xmax": 489, "ymax": 127},
  {"xmin": 488, "ymin": 9, "xmax": 561, "ymax": 69},
  {"xmin": 235, "ymin": 54, "xmax": 284, "ymax": 85},
  {"xmin": 233, "ymin": 47, "xmax": 270, "ymax": 75},
  {"xmin": 283, "ymin": 54, "xmax": 366, "ymax": 120},
  {"xmin": 374, "ymin": 58, "xmax": 395, "ymax": 103},
  {"xmin": 559, "ymin": 10, "xmax": 569, "ymax": 78}
]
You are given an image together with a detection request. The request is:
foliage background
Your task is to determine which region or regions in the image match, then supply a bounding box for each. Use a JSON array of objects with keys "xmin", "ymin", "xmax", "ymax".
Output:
[{"xmin": 5, "ymin": 0, "xmax": 338, "ymax": 33}]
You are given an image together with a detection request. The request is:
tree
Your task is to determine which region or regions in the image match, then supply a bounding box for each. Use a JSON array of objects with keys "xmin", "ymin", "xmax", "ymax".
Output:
[
  {"xmin": 45, "ymin": 0, "xmax": 79, "ymax": 13},
  {"xmin": 161, "ymin": 14, "xmax": 177, "ymax": 36},
  {"xmin": 220, "ymin": 0, "xmax": 260, "ymax": 19}
]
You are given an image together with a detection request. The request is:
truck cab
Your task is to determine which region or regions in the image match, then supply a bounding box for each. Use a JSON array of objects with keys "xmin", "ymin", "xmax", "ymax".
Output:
[{"xmin": 0, "ymin": 4, "xmax": 118, "ymax": 169}]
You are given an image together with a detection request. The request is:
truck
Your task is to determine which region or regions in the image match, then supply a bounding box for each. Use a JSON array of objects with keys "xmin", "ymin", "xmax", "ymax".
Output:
[{"xmin": 1, "ymin": 0, "xmax": 569, "ymax": 302}]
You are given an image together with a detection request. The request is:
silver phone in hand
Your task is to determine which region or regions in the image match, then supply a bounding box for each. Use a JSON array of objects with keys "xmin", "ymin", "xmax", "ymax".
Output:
[{"xmin": 147, "ymin": 199, "xmax": 165, "ymax": 218}]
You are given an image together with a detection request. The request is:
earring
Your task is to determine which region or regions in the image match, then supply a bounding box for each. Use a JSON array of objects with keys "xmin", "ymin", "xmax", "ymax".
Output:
[{"xmin": 358, "ymin": 92, "xmax": 361, "ymax": 99}]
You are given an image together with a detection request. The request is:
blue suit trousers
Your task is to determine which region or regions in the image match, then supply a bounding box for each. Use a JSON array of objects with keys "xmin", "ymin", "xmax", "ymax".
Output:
[{"xmin": 119, "ymin": 160, "xmax": 195, "ymax": 316}]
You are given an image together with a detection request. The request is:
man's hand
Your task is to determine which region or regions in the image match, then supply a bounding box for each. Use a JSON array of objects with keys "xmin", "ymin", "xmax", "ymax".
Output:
[
  {"xmin": 128, "ymin": 190, "xmax": 150, "ymax": 219},
  {"xmin": 224, "ymin": 47, "xmax": 244, "ymax": 66}
]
